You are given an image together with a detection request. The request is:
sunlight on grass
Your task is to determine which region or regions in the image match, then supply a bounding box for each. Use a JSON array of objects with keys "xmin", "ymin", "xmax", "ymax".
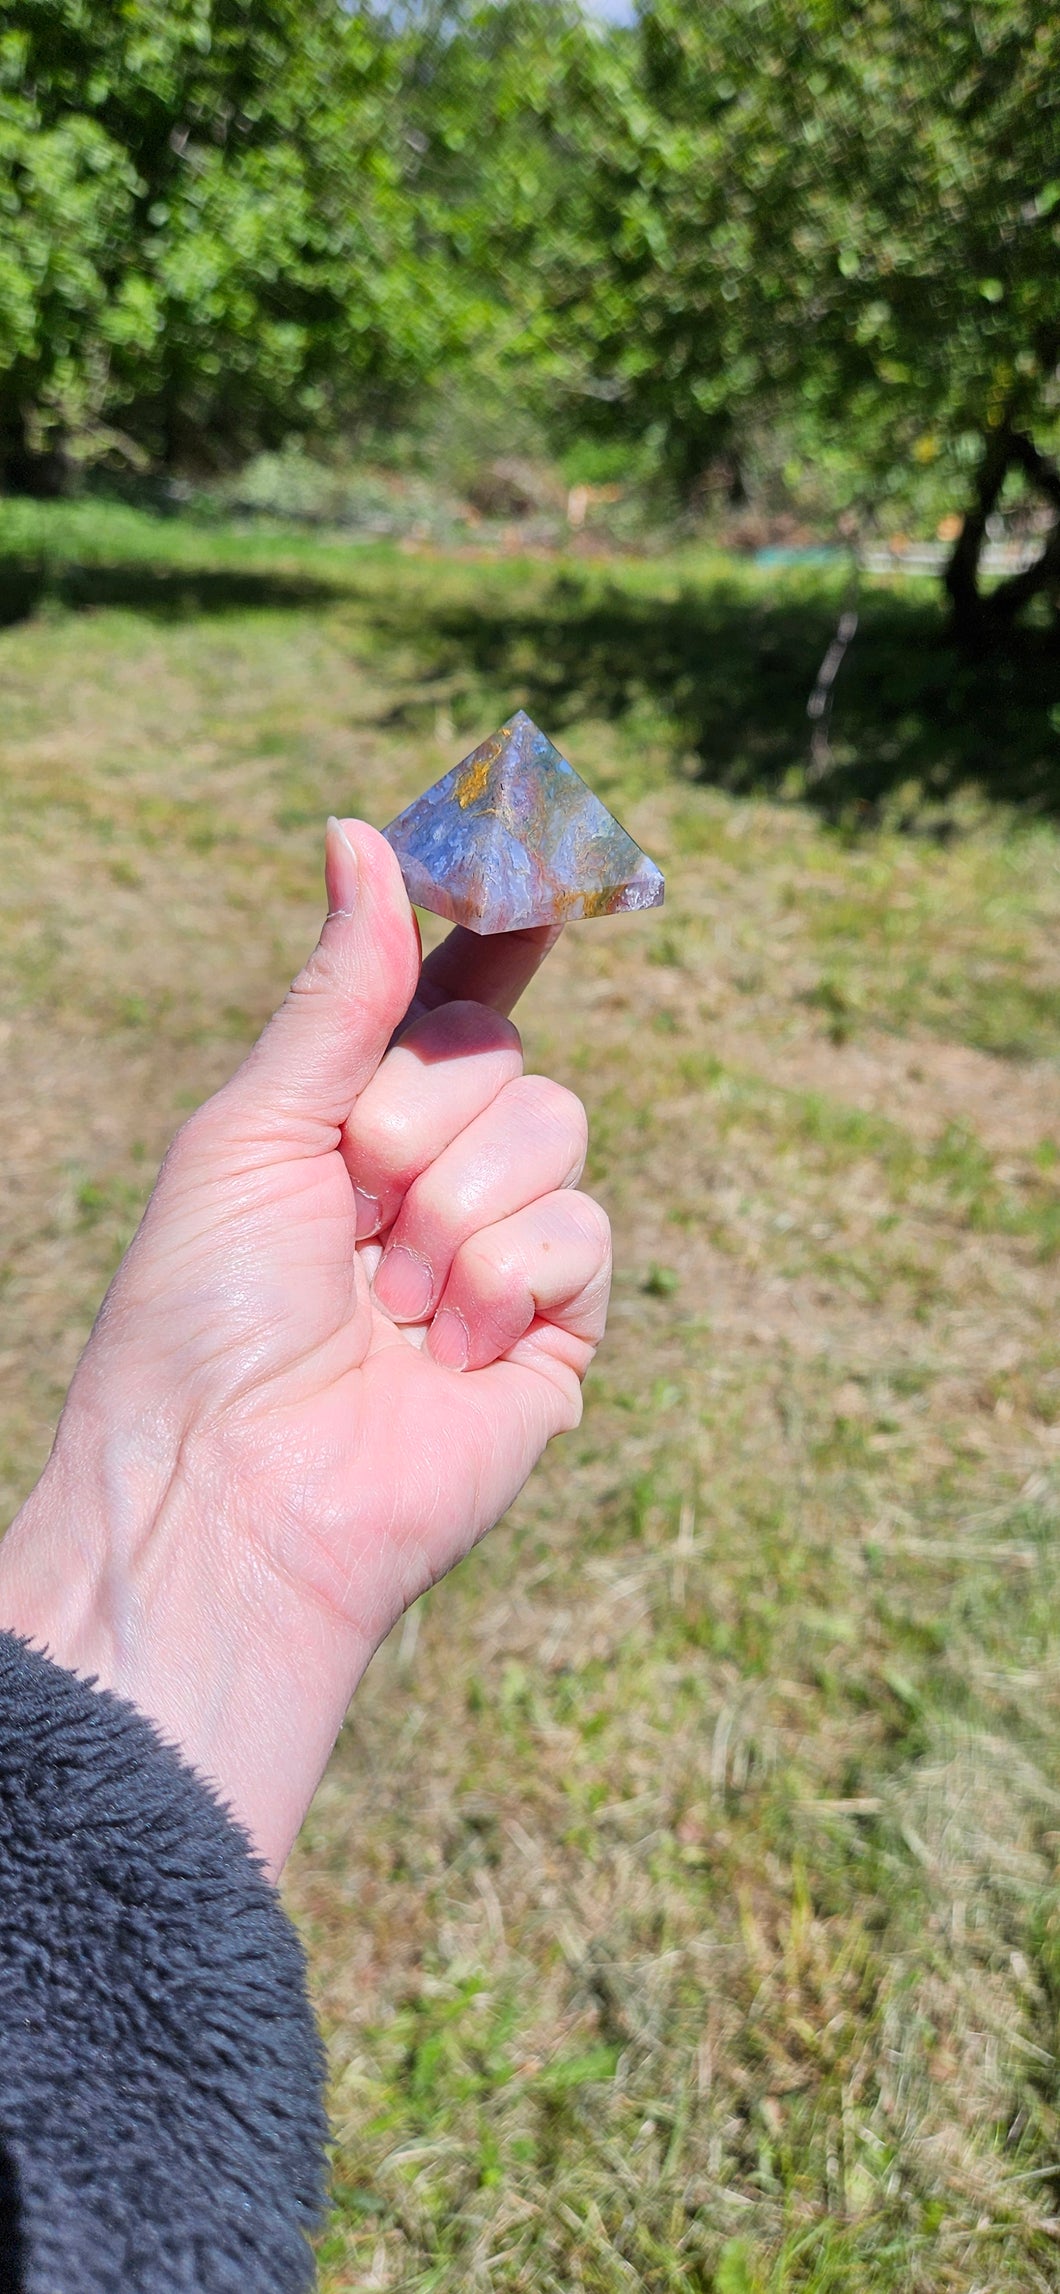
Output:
[{"xmin": 3, "ymin": 503, "xmax": 1060, "ymax": 2292}]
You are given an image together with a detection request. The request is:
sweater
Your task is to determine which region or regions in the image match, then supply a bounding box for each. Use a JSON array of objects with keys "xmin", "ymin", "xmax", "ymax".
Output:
[{"xmin": 0, "ymin": 1632, "xmax": 327, "ymax": 2293}]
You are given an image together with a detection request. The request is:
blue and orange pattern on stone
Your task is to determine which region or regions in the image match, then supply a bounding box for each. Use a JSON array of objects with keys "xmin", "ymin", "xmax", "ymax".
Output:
[{"xmin": 382, "ymin": 710, "xmax": 665, "ymax": 936}]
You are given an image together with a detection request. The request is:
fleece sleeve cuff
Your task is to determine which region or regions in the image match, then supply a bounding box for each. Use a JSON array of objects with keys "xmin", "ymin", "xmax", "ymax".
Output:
[{"xmin": 0, "ymin": 1630, "xmax": 327, "ymax": 2294}]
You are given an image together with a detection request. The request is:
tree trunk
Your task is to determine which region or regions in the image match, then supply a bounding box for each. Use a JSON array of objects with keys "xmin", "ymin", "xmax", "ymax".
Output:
[
  {"xmin": 945, "ymin": 424, "xmax": 1060, "ymax": 652},
  {"xmin": 943, "ymin": 422, "xmax": 1012, "ymax": 653},
  {"xmin": 986, "ymin": 432, "xmax": 1060, "ymax": 630},
  {"xmin": 0, "ymin": 397, "xmax": 68, "ymax": 498}
]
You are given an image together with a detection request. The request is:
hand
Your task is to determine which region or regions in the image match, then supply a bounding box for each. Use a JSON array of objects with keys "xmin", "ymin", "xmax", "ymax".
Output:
[{"xmin": 0, "ymin": 822, "xmax": 611, "ymax": 1873}]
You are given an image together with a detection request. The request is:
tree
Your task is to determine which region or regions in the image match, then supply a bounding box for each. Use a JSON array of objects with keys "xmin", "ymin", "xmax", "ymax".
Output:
[
  {"xmin": 388, "ymin": 1, "xmax": 594, "ymax": 384},
  {"xmin": 0, "ymin": 0, "xmax": 454, "ymax": 486},
  {"xmin": 534, "ymin": 0, "xmax": 1060, "ymax": 642}
]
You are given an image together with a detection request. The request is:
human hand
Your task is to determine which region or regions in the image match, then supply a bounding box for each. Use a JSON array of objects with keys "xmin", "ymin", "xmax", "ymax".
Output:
[{"xmin": 0, "ymin": 822, "xmax": 610, "ymax": 1873}]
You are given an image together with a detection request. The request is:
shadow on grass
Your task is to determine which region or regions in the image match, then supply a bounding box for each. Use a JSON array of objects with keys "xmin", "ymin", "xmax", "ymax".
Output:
[
  {"xmin": 2, "ymin": 537, "xmax": 1057, "ymax": 822},
  {"xmin": 0, "ymin": 554, "xmax": 338, "ymax": 626},
  {"xmin": 374, "ymin": 573, "xmax": 1060, "ymax": 826}
]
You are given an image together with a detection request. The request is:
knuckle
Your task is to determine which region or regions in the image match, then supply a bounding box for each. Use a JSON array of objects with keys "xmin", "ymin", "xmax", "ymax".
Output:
[
  {"xmin": 353, "ymin": 1099, "xmax": 418, "ymax": 1167},
  {"xmin": 516, "ymin": 1075, "xmax": 588, "ymax": 1152},
  {"xmin": 567, "ymin": 1191, "xmax": 612, "ymax": 1259},
  {"xmin": 458, "ymin": 1233, "xmax": 508, "ymax": 1293},
  {"xmin": 287, "ymin": 936, "xmax": 344, "ymax": 1004}
]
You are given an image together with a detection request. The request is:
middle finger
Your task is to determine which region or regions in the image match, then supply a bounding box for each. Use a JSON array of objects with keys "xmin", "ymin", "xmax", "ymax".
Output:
[
  {"xmin": 341, "ymin": 999, "xmax": 524, "ymax": 1238},
  {"xmin": 371, "ymin": 1073, "xmax": 588, "ymax": 1324}
]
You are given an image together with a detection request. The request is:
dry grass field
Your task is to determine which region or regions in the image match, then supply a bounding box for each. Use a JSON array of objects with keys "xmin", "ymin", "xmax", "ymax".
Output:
[{"xmin": 3, "ymin": 499, "xmax": 1060, "ymax": 2291}]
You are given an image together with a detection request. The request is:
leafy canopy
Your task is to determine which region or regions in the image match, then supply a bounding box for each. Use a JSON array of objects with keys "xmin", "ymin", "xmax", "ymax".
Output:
[
  {"xmin": 517, "ymin": 0, "xmax": 1060, "ymax": 518},
  {"xmin": 0, "ymin": 0, "xmax": 460, "ymax": 475}
]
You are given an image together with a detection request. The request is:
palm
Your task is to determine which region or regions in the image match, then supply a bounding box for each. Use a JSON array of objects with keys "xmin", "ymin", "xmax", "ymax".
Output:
[
  {"xmin": 94, "ymin": 1002, "xmax": 594, "ymax": 1657},
  {"xmin": 259, "ymin": 1148, "xmax": 579, "ymax": 1638}
]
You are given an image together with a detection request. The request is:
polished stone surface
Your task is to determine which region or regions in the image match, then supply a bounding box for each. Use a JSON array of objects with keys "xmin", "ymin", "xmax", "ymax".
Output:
[{"xmin": 382, "ymin": 710, "xmax": 665, "ymax": 935}]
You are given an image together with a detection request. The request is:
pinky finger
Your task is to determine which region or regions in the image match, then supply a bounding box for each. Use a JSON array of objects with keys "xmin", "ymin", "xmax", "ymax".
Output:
[{"xmin": 426, "ymin": 1190, "xmax": 611, "ymax": 1374}]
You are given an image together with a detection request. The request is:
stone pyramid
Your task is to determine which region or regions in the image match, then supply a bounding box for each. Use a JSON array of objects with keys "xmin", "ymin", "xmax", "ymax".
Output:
[{"xmin": 381, "ymin": 710, "xmax": 665, "ymax": 936}]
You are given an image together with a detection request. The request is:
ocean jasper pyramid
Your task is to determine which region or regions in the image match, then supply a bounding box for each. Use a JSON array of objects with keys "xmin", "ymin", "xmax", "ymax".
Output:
[{"xmin": 381, "ymin": 710, "xmax": 665, "ymax": 935}]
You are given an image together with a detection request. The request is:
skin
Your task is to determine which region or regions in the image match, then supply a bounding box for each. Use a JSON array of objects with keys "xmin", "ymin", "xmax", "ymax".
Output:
[{"xmin": 0, "ymin": 820, "xmax": 611, "ymax": 1877}]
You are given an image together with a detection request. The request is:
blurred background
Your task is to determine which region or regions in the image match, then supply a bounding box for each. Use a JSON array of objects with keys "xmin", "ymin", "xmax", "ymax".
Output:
[{"xmin": 2, "ymin": 3, "xmax": 1060, "ymax": 2287}]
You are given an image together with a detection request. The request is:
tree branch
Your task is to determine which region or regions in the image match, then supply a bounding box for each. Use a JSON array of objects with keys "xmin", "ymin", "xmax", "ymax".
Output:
[
  {"xmin": 986, "ymin": 520, "xmax": 1060, "ymax": 627},
  {"xmin": 1007, "ymin": 430, "xmax": 1060, "ymax": 515},
  {"xmin": 982, "ymin": 430, "xmax": 1060, "ymax": 628}
]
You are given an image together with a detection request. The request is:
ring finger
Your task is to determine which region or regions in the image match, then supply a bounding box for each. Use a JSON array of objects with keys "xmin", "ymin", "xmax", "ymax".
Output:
[{"xmin": 426, "ymin": 1189, "xmax": 612, "ymax": 1373}]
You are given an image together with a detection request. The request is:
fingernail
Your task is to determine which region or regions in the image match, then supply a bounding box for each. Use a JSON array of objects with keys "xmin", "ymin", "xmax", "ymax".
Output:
[
  {"xmin": 353, "ymin": 1187, "xmax": 381, "ymax": 1239},
  {"xmin": 325, "ymin": 817, "xmax": 360, "ymax": 917},
  {"xmin": 428, "ymin": 1307, "xmax": 470, "ymax": 1371},
  {"xmin": 374, "ymin": 1246, "xmax": 433, "ymax": 1322}
]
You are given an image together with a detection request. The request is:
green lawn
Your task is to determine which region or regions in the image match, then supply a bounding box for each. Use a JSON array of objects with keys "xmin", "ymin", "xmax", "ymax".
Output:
[{"xmin": 3, "ymin": 499, "xmax": 1060, "ymax": 2291}]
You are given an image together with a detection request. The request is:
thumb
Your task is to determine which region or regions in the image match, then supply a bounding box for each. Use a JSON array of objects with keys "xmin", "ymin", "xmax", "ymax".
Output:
[{"xmin": 219, "ymin": 819, "xmax": 421, "ymax": 1139}]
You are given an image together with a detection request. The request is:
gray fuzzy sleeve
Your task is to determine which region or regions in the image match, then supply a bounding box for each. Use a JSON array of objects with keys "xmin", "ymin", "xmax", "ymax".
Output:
[{"xmin": 0, "ymin": 1631, "xmax": 327, "ymax": 2294}]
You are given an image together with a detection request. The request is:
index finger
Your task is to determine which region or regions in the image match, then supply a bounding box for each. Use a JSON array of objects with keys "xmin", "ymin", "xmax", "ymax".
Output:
[{"xmin": 397, "ymin": 920, "xmax": 563, "ymax": 1037}]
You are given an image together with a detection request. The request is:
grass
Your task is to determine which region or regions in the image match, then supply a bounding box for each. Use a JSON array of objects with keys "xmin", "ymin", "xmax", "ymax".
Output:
[{"xmin": 3, "ymin": 497, "xmax": 1060, "ymax": 2291}]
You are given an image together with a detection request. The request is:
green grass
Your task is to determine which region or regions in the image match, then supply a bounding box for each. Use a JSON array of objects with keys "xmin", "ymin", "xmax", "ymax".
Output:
[{"xmin": 3, "ymin": 498, "xmax": 1060, "ymax": 2291}]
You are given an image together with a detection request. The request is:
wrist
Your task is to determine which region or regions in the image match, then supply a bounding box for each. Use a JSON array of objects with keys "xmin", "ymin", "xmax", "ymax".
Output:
[
  {"xmin": 0, "ymin": 1409, "xmax": 372, "ymax": 1877},
  {"xmin": 0, "ymin": 1431, "xmax": 119, "ymax": 1680}
]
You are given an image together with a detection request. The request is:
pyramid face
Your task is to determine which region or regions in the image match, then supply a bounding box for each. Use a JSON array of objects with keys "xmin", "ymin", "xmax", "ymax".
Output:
[{"xmin": 381, "ymin": 711, "xmax": 665, "ymax": 936}]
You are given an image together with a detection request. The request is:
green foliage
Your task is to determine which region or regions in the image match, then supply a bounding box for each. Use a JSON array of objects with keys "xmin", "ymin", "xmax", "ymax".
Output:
[
  {"xmin": 3, "ymin": 0, "xmax": 1059, "ymax": 624},
  {"xmin": 382, "ymin": 1, "xmax": 601, "ymax": 448},
  {"xmin": 0, "ymin": 0, "xmax": 457, "ymax": 480},
  {"xmin": 532, "ymin": 0, "xmax": 1060, "ymax": 499}
]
